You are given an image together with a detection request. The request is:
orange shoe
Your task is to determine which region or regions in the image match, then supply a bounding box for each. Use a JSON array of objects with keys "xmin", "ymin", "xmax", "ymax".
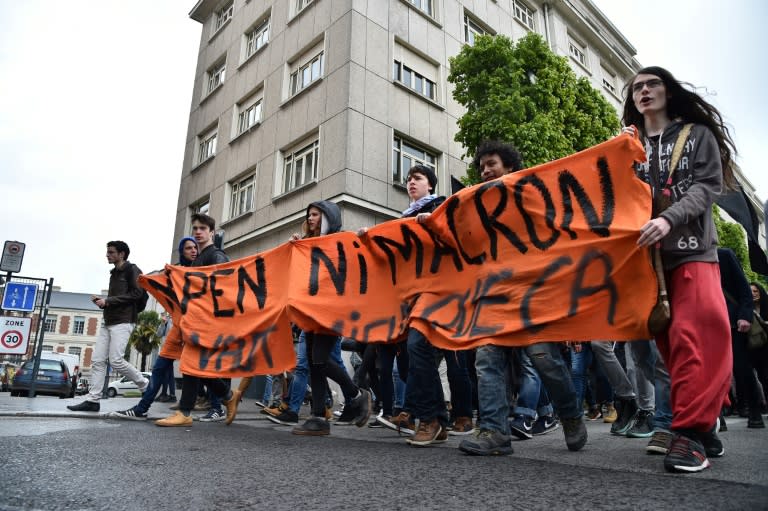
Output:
[
  {"xmin": 224, "ymin": 390, "xmax": 242, "ymax": 426},
  {"xmin": 155, "ymin": 411, "xmax": 192, "ymax": 427}
]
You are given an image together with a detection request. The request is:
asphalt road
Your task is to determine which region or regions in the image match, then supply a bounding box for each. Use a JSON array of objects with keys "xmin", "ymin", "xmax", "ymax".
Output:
[{"xmin": 0, "ymin": 394, "xmax": 766, "ymax": 511}]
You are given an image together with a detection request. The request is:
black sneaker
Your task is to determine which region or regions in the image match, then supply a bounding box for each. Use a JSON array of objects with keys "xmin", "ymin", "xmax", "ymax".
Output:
[
  {"xmin": 508, "ymin": 415, "xmax": 533, "ymax": 439},
  {"xmin": 109, "ymin": 408, "xmax": 147, "ymax": 420},
  {"xmin": 747, "ymin": 410, "xmax": 765, "ymax": 429},
  {"xmin": 664, "ymin": 434, "xmax": 711, "ymax": 473},
  {"xmin": 292, "ymin": 416, "xmax": 330, "ymax": 436},
  {"xmin": 561, "ymin": 416, "xmax": 587, "ymax": 451},
  {"xmin": 344, "ymin": 389, "xmax": 372, "ymax": 427},
  {"xmin": 267, "ymin": 409, "xmax": 299, "ymax": 426},
  {"xmin": 334, "ymin": 405, "xmax": 357, "ymax": 425},
  {"xmin": 67, "ymin": 400, "xmax": 100, "ymax": 412},
  {"xmin": 698, "ymin": 428, "xmax": 725, "ymax": 458},
  {"xmin": 458, "ymin": 429, "xmax": 513, "ymax": 456},
  {"xmin": 610, "ymin": 397, "xmax": 639, "ymax": 435},
  {"xmin": 626, "ymin": 409, "xmax": 654, "ymax": 438},
  {"xmin": 532, "ymin": 415, "xmax": 559, "ymax": 436}
]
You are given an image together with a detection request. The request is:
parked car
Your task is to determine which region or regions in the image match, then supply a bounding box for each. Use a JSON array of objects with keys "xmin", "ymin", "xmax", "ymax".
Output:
[
  {"xmin": 107, "ymin": 373, "xmax": 151, "ymax": 397},
  {"xmin": 43, "ymin": 353, "xmax": 80, "ymax": 397},
  {"xmin": 10, "ymin": 358, "xmax": 72, "ymax": 398},
  {"xmin": 75, "ymin": 378, "xmax": 89, "ymax": 396}
]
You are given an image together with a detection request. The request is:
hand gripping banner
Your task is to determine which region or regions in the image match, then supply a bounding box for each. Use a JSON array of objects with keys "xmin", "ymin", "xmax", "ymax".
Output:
[{"xmin": 141, "ymin": 134, "xmax": 654, "ymax": 378}]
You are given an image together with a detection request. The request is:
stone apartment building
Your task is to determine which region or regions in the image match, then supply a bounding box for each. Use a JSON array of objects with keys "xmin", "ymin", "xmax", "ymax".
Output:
[{"xmin": 172, "ymin": 0, "xmax": 642, "ymax": 259}]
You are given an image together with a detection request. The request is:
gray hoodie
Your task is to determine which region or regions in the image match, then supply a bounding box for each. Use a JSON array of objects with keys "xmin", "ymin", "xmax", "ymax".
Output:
[{"xmin": 635, "ymin": 121, "xmax": 723, "ymax": 270}]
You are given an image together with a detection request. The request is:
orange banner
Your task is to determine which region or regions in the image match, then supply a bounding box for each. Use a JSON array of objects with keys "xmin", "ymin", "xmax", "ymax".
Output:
[{"xmin": 141, "ymin": 134, "xmax": 654, "ymax": 378}]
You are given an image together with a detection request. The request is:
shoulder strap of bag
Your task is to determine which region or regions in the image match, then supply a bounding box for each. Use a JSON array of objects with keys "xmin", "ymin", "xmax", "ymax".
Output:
[
  {"xmin": 665, "ymin": 123, "xmax": 693, "ymax": 185},
  {"xmin": 652, "ymin": 246, "xmax": 669, "ymax": 303}
]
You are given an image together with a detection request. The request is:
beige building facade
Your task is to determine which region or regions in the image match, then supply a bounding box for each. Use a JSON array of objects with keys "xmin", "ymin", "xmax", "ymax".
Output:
[{"xmin": 174, "ymin": 0, "xmax": 642, "ymax": 259}]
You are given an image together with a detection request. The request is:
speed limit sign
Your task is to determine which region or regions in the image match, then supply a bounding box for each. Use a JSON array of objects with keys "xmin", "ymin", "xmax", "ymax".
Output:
[{"xmin": 0, "ymin": 316, "xmax": 31, "ymax": 354}]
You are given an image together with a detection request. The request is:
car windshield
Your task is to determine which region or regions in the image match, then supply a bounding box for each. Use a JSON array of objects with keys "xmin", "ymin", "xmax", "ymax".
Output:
[{"xmin": 24, "ymin": 360, "xmax": 63, "ymax": 372}]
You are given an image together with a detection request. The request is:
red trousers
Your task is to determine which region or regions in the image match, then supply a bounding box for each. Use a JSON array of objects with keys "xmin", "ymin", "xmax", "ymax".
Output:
[{"xmin": 655, "ymin": 262, "xmax": 732, "ymax": 433}]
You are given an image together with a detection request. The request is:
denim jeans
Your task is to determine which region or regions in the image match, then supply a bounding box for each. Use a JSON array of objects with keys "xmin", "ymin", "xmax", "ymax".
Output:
[
  {"xmin": 477, "ymin": 343, "xmax": 580, "ymax": 435},
  {"xmin": 377, "ymin": 342, "xmax": 408, "ymax": 416},
  {"xmin": 513, "ymin": 349, "xmax": 553, "ymax": 419},
  {"xmin": 405, "ymin": 329, "xmax": 448, "ymax": 425},
  {"xmin": 629, "ymin": 340, "xmax": 672, "ymax": 431},
  {"xmin": 570, "ymin": 343, "xmax": 593, "ymax": 409},
  {"xmin": 444, "ymin": 350, "xmax": 473, "ymax": 419},
  {"xmin": 135, "ymin": 355, "xmax": 174, "ymax": 414},
  {"xmin": 306, "ymin": 332, "xmax": 357, "ymax": 417},
  {"xmin": 392, "ymin": 362, "xmax": 405, "ymax": 410},
  {"xmin": 287, "ymin": 332, "xmax": 347, "ymax": 414},
  {"xmin": 626, "ymin": 340, "xmax": 655, "ymax": 411},
  {"xmin": 590, "ymin": 341, "xmax": 635, "ymax": 400}
]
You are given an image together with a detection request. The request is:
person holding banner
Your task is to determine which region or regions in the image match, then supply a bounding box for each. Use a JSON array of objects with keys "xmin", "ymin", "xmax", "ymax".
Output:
[
  {"xmin": 290, "ymin": 201, "xmax": 372, "ymax": 436},
  {"xmin": 624, "ymin": 66, "xmax": 735, "ymax": 473},
  {"xmin": 110, "ymin": 237, "xmax": 198, "ymax": 421},
  {"xmin": 458, "ymin": 141, "xmax": 588, "ymax": 456},
  {"xmin": 369, "ymin": 165, "xmax": 475, "ymax": 444},
  {"xmin": 156, "ymin": 214, "xmax": 237, "ymax": 427}
]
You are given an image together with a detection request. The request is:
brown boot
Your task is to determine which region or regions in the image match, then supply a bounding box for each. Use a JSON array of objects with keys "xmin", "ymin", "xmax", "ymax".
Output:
[
  {"xmin": 406, "ymin": 419, "xmax": 447, "ymax": 447},
  {"xmin": 449, "ymin": 416, "xmax": 475, "ymax": 436},
  {"xmin": 224, "ymin": 377, "xmax": 251, "ymax": 425}
]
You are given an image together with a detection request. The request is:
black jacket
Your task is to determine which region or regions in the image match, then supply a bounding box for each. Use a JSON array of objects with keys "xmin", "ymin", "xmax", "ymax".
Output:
[
  {"xmin": 193, "ymin": 244, "xmax": 230, "ymax": 267},
  {"xmin": 104, "ymin": 262, "xmax": 144, "ymax": 326},
  {"xmin": 718, "ymin": 248, "xmax": 753, "ymax": 326}
]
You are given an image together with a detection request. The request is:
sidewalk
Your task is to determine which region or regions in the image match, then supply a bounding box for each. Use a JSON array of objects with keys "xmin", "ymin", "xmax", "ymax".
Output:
[{"xmin": 0, "ymin": 390, "xmax": 271, "ymax": 421}]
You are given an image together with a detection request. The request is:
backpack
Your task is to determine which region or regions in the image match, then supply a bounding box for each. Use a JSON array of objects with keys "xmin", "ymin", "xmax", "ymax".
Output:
[{"xmin": 131, "ymin": 264, "xmax": 150, "ymax": 312}]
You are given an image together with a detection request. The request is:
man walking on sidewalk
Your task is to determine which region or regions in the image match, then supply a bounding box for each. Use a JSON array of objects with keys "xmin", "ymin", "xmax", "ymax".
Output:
[{"xmin": 68, "ymin": 241, "xmax": 149, "ymax": 412}]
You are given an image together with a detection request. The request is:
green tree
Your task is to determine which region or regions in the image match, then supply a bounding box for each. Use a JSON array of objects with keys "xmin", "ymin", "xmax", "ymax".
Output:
[
  {"xmin": 448, "ymin": 32, "xmax": 620, "ymax": 184},
  {"xmin": 126, "ymin": 310, "xmax": 163, "ymax": 371}
]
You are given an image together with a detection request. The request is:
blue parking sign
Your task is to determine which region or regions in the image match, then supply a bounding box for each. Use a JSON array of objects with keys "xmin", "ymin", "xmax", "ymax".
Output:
[{"xmin": 2, "ymin": 282, "xmax": 39, "ymax": 312}]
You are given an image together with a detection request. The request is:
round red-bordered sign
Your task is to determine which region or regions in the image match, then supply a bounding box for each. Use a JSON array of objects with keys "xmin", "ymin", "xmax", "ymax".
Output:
[
  {"xmin": 0, "ymin": 330, "xmax": 23, "ymax": 349},
  {"xmin": 7, "ymin": 243, "xmax": 21, "ymax": 255}
]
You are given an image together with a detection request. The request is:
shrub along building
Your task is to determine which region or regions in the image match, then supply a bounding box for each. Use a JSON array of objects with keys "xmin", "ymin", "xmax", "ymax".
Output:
[{"xmin": 174, "ymin": 0, "xmax": 762, "ymax": 266}]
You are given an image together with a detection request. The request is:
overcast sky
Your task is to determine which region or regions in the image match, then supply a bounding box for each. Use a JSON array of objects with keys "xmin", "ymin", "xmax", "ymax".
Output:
[{"xmin": 0, "ymin": 1, "xmax": 765, "ymax": 294}]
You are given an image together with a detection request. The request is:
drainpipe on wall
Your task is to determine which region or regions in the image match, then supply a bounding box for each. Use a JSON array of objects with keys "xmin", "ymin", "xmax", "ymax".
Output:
[{"xmin": 543, "ymin": 3, "xmax": 552, "ymax": 48}]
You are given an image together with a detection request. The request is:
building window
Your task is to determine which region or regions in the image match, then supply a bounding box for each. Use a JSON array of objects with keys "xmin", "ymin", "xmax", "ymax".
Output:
[
  {"xmin": 235, "ymin": 92, "xmax": 263, "ymax": 135},
  {"xmin": 282, "ymin": 138, "xmax": 319, "ymax": 193},
  {"xmin": 244, "ymin": 17, "xmax": 270, "ymax": 60},
  {"xmin": 393, "ymin": 136, "xmax": 437, "ymax": 187},
  {"xmin": 193, "ymin": 197, "xmax": 210, "ymax": 215},
  {"xmin": 296, "ymin": 0, "xmax": 315, "ymax": 13},
  {"xmin": 569, "ymin": 38, "xmax": 587, "ymax": 68},
  {"xmin": 197, "ymin": 127, "xmax": 218, "ymax": 164},
  {"xmin": 393, "ymin": 42, "xmax": 439, "ymax": 102},
  {"xmin": 230, "ymin": 174, "xmax": 256, "ymax": 219},
  {"xmin": 214, "ymin": 2, "xmax": 234, "ymax": 34},
  {"xmin": 464, "ymin": 13, "xmax": 486, "ymax": 45},
  {"xmin": 42, "ymin": 345, "xmax": 53, "ymax": 352},
  {"xmin": 601, "ymin": 66, "xmax": 617, "ymax": 95},
  {"xmin": 405, "ymin": 0, "xmax": 434, "ymax": 17},
  {"xmin": 513, "ymin": 0, "xmax": 535, "ymax": 31},
  {"xmin": 44, "ymin": 315, "xmax": 57, "ymax": 333},
  {"xmin": 68, "ymin": 346, "xmax": 81, "ymax": 361},
  {"xmin": 289, "ymin": 50, "xmax": 324, "ymax": 97},
  {"xmin": 73, "ymin": 316, "xmax": 85, "ymax": 335},
  {"xmin": 206, "ymin": 60, "xmax": 226, "ymax": 96},
  {"xmin": 393, "ymin": 61, "xmax": 436, "ymax": 100}
]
